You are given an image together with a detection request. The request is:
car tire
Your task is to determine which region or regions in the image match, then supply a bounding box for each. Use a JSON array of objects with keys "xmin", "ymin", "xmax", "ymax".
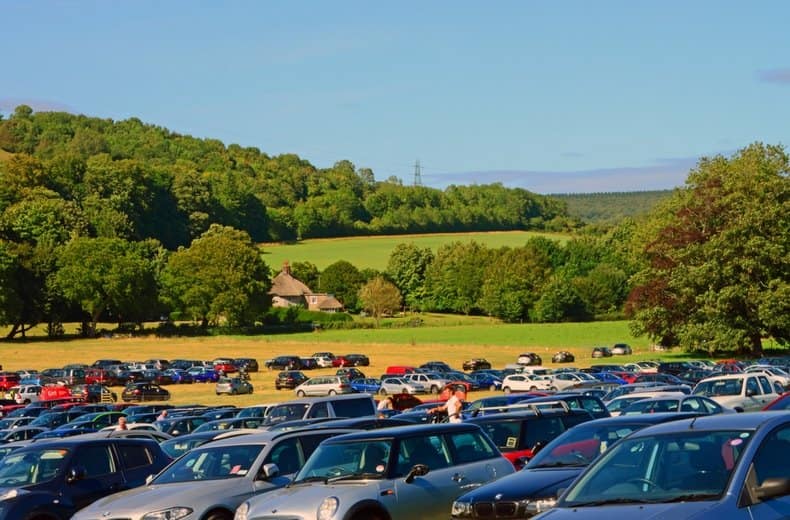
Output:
[
  {"xmin": 379, "ymin": 388, "xmax": 387, "ymax": 395},
  {"xmin": 296, "ymin": 390, "xmax": 306, "ymax": 397},
  {"xmin": 530, "ymin": 386, "xmax": 537, "ymax": 391},
  {"xmin": 550, "ymin": 386, "xmax": 558, "ymax": 392},
  {"xmin": 503, "ymin": 387, "xmax": 511, "ymax": 394},
  {"xmin": 489, "ymin": 384, "xmax": 497, "ymax": 391},
  {"xmin": 430, "ymin": 385, "xmax": 439, "ymax": 394},
  {"xmin": 216, "ymin": 392, "xmax": 221, "ymax": 395},
  {"xmin": 205, "ymin": 510, "xmax": 233, "ymax": 520},
  {"xmin": 231, "ymin": 389, "xmax": 237, "ymax": 395},
  {"xmin": 328, "ymin": 390, "xmax": 337, "ymax": 395}
]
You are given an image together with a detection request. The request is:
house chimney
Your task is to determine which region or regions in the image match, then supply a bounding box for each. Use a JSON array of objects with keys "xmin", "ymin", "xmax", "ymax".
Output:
[{"xmin": 283, "ymin": 261, "xmax": 290, "ymax": 275}]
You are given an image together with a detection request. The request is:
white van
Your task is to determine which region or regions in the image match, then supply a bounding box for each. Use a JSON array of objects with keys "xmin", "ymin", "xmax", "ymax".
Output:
[{"xmin": 692, "ymin": 373, "xmax": 778, "ymax": 412}]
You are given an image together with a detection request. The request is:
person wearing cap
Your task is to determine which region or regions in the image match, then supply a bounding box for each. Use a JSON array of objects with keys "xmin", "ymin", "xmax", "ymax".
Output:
[{"xmin": 428, "ymin": 385, "xmax": 467, "ymax": 423}]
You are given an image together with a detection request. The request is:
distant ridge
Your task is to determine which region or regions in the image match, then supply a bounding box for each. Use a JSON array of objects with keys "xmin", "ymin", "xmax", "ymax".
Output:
[{"xmin": 551, "ymin": 190, "xmax": 673, "ymax": 224}]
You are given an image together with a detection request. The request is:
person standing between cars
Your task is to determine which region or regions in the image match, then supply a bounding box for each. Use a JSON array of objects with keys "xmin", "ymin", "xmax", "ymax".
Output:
[
  {"xmin": 157, "ymin": 409, "xmax": 168, "ymax": 421},
  {"xmin": 117, "ymin": 416, "xmax": 128, "ymax": 430},
  {"xmin": 429, "ymin": 385, "xmax": 467, "ymax": 423},
  {"xmin": 377, "ymin": 395, "xmax": 394, "ymax": 417}
]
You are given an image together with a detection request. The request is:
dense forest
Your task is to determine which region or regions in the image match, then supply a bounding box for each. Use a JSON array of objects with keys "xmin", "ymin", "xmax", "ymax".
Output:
[
  {"xmin": 553, "ymin": 191, "xmax": 673, "ymax": 224},
  {"xmin": 0, "ymin": 106, "xmax": 786, "ymax": 356},
  {"xmin": 0, "ymin": 106, "xmax": 574, "ymax": 248}
]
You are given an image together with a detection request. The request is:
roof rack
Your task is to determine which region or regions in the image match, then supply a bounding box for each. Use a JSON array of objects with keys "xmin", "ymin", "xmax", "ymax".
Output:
[{"xmin": 474, "ymin": 400, "xmax": 571, "ymax": 416}]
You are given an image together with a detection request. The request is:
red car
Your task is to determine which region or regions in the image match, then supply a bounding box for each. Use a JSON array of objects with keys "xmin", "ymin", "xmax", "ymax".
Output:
[
  {"xmin": 332, "ymin": 356, "xmax": 351, "ymax": 367},
  {"xmin": 763, "ymin": 392, "xmax": 790, "ymax": 411},
  {"xmin": 85, "ymin": 368, "xmax": 121, "ymax": 386},
  {"xmin": 212, "ymin": 359, "xmax": 238, "ymax": 374}
]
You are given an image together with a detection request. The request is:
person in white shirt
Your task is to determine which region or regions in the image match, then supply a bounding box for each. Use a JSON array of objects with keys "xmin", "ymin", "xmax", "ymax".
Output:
[{"xmin": 429, "ymin": 386, "xmax": 467, "ymax": 423}]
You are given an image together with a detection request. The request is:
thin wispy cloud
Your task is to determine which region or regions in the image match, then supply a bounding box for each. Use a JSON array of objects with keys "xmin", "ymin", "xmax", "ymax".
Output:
[{"xmin": 757, "ymin": 68, "xmax": 790, "ymax": 84}]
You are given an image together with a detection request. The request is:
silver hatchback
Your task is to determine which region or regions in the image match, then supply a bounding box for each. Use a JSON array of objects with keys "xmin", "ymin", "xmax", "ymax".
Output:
[
  {"xmin": 235, "ymin": 422, "xmax": 515, "ymax": 520},
  {"xmin": 294, "ymin": 376, "xmax": 353, "ymax": 397},
  {"xmin": 72, "ymin": 427, "xmax": 358, "ymax": 520}
]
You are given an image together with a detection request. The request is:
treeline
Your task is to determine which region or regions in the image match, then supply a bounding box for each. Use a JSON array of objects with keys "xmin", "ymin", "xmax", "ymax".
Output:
[
  {"xmin": 0, "ymin": 105, "xmax": 575, "ymax": 250},
  {"xmin": 552, "ymin": 191, "xmax": 673, "ymax": 224}
]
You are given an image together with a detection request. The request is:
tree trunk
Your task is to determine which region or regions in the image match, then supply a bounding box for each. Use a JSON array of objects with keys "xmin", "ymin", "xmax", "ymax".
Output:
[
  {"xmin": 750, "ymin": 334, "xmax": 763, "ymax": 358},
  {"xmin": 5, "ymin": 323, "xmax": 20, "ymax": 339}
]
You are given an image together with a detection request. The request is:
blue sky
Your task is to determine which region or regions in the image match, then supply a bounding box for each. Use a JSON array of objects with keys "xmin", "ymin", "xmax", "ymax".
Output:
[{"xmin": 2, "ymin": 1, "xmax": 788, "ymax": 193}]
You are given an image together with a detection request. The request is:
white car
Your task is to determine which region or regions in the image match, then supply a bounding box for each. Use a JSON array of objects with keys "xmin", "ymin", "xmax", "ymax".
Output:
[
  {"xmin": 605, "ymin": 391, "xmax": 687, "ymax": 416},
  {"xmin": 313, "ymin": 356, "xmax": 334, "ymax": 368},
  {"xmin": 294, "ymin": 376, "xmax": 353, "ymax": 397},
  {"xmin": 379, "ymin": 377, "xmax": 425, "ymax": 395},
  {"xmin": 693, "ymin": 373, "xmax": 779, "ymax": 412},
  {"xmin": 744, "ymin": 366, "xmax": 790, "ymax": 390},
  {"xmin": 623, "ymin": 361, "xmax": 659, "ymax": 373},
  {"xmin": 12, "ymin": 385, "xmax": 42, "ymax": 404},
  {"xmin": 501, "ymin": 374, "xmax": 555, "ymax": 393},
  {"xmin": 405, "ymin": 373, "xmax": 449, "ymax": 394}
]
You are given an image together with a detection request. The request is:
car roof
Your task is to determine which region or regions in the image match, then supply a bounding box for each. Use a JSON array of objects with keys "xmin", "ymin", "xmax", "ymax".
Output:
[
  {"xmin": 467, "ymin": 408, "xmax": 590, "ymax": 423},
  {"xmin": 574, "ymin": 411, "xmax": 703, "ymax": 429},
  {"xmin": 200, "ymin": 427, "xmax": 360, "ymax": 447},
  {"xmin": 627, "ymin": 411, "xmax": 788, "ymax": 437},
  {"xmin": 319, "ymin": 422, "xmax": 483, "ymax": 443}
]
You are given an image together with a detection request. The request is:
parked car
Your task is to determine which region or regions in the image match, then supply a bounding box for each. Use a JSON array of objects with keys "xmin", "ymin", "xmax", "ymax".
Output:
[
  {"xmin": 620, "ymin": 394, "xmax": 736, "ymax": 415},
  {"xmin": 55, "ymin": 411, "xmax": 127, "ymax": 432},
  {"xmin": 186, "ymin": 366, "xmax": 220, "ymax": 383},
  {"xmin": 121, "ymin": 382, "xmax": 171, "ymax": 402},
  {"xmin": 763, "ymin": 392, "xmax": 790, "ymax": 411},
  {"xmin": 233, "ymin": 357, "xmax": 260, "ymax": 372},
  {"xmin": 294, "ymin": 376, "xmax": 353, "ymax": 397},
  {"xmin": 154, "ymin": 416, "xmax": 209, "ymax": 437},
  {"xmin": 380, "ymin": 376, "xmax": 425, "ymax": 395},
  {"xmin": 73, "ymin": 427, "xmax": 360, "ymax": 520},
  {"xmin": 265, "ymin": 355, "xmax": 302, "ymax": 370},
  {"xmin": 538, "ymin": 412, "xmax": 790, "ymax": 519},
  {"xmin": 421, "ymin": 360, "xmax": 454, "ymax": 373},
  {"xmin": 551, "ymin": 371, "xmax": 600, "ymax": 391},
  {"xmin": 0, "ymin": 436, "xmax": 170, "ymax": 519},
  {"xmin": 313, "ymin": 355, "xmax": 334, "ymax": 368},
  {"xmin": 610, "ymin": 343, "xmax": 633, "ymax": 355},
  {"xmin": 235, "ymin": 422, "xmax": 516, "ymax": 520},
  {"xmin": 70, "ymin": 383, "xmax": 117, "ymax": 403},
  {"xmin": 552, "ymin": 351, "xmax": 575, "ymax": 363},
  {"xmin": 345, "ymin": 353, "xmax": 370, "ymax": 366},
  {"xmin": 450, "ymin": 412, "xmax": 706, "ymax": 519},
  {"xmin": 350, "ymin": 377, "xmax": 382, "ymax": 393},
  {"xmin": 336, "ymin": 367, "xmax": 366, "ymax": 380},
  {"xmin": 518, "ymin": 353, "xmax": 543, "ymax": 366},
  {"xmin": 469, "ymin": 372, "xmax": 503, "ymax": 391},
  {"xmin": 263, "ymin": 394, "xmax": 377, "ymax": 427},
  {"xmin": 191, "ymin": 417, "xmax": 265, "ymax": 433},
  {"xmin": 591, "ymin": 346, "xmax": 613, "ymax": 358},
  {"xmin": 502, "ymin": 374, "xmax": 555, "ymax": 393},
  {"xmin": 299, "ymin": 357, "xmax": 319, "ymax": 370},
  {"xmin": 463, "ymin": 358, "xmax": 492, "ymax": 371},
  {"xmin": 693, "ymin": 373, "xmax": 779, "ymax": 412},
  {"xmin": 215, "ymin": 376, "xmax": 254, "ymax": 396},
  {"xmin": 84, "ymin": 368, "xmax": 121, "ymax": 386},
  {"xmin": 162, "ymin": 368, "xmax": 194, "ymax": 384},
  {"xmin": 525, "ymin": 394, "xmax": 611, "ymax": 420},
  {"xmin": 406, "ymin": 372, "xmax": 450, "ymax": 394},
  {"xmin": 275, "ymin": 370, "xmax": 308, "ymax": 390},
  {"xmin": 0, "ymin": 372, "xmax": 21, "ymax": 391}
]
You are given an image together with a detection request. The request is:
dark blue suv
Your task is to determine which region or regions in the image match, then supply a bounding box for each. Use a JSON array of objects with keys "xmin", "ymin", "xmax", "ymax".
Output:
[{"xmin": 0, "ymin": 435, "xmax": 170, "ymax": 519}]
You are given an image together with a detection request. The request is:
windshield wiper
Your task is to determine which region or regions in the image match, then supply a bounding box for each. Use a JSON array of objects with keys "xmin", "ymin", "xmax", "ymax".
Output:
[
  {"xmin": 327, "ymin": 472, "xmax": 382, "ymax": 483},
  {"xmin": 288, "ymin": 476, "xmax": 328, "ymax": 486},
  {"xmin": 660, "ymin": 493, "xmax": 719, "ymax": 503},
  {"xmin": 568, "ymin": 497, "xmax": 653, "ymax": 507},
  {"xmin": 532, "ymin": 461, "xmax": 588, "ymax": 468}
]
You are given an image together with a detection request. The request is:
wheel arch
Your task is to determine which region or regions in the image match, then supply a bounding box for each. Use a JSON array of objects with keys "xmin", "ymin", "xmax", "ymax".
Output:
[{"xmin": 342, "ymin": 499, "xmax": 392, "ymax": 520}]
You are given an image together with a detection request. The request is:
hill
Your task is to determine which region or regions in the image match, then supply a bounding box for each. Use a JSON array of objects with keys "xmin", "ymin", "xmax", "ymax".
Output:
[{"xmin": 553, "ymin": 190, "xmax": 673, "ymax": 224}]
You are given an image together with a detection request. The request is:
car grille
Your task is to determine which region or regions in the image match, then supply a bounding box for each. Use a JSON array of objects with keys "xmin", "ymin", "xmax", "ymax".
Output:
[{"xmin": 473, "ymin": 501, "xmax": 521, "ymax": 518}]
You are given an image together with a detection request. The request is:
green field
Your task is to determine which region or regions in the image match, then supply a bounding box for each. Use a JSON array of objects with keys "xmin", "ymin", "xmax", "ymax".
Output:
[{"xmin": 260, "ymin": 230, "xmax": 569, "ymax": 271}]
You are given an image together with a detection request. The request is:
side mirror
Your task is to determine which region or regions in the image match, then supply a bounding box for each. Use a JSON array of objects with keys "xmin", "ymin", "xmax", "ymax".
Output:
[
  {"xmin": 746, "ymin": 388, "xmax": 757, "ymax": 397},
  {"xmin": 405, "ymin": 463, "xmax": 429, "ymax": 484},
  {"xmin": 531, "ymin": 440, "xmax": 547, "ymax": 456},
  {"xmin": 259, "ymin": 462, "xmax": 279, "ymax": 480},
  {"xmin": 145, "ymin": 474, "xmax": 155, "ymax": 485},
  {"xmin": 754, "ymin": 478, "xmax": 790, "ymax": 501},
  {"xmin": 66, "ymin": 466, "xmax": 86, "ymax": 484}
]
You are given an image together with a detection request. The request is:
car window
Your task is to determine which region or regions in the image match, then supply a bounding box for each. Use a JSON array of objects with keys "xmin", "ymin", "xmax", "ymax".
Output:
[
  {"xmin": 757, "ymin": 376, "xmax": 772, "ymax": 395},
  {"xmin": 332, "ymin": 398, "xmax": 375, "ymax": 418},
  {"xmin": 117, "ymin": 443, "xmax": 154, "ymax": 470},
  {"xmin": 446, "ymin": 431, "xmax": 497, "ymax": 464},
  {"xmin": 746, "ymin": 377, "xmax": 761, "ymax": 396},
  {"xmin": 752, "ymin": 425, "xmax": 790, "ymax": 486},
  {"xmin": 265, "ymin": 438, "xmax": 302, "ymax": 475},
  {"xmin": 396, "ymin": 435, "xmax": 450, "ymax": 475},
  {"xmin": 700, "ymin": 398, "xmax": 721, "ymax": 414},
  {"xmin": 307, "ymin": 402, "xmax": 329, "ymax": 418},
  {"xmin": 523, "ymin": 417, "xmax": 565, "ymax": 449},
  {"xmin": 75, "ymin": 444, "xmax": 115, "ymax": 477},
  {"xmin": 680, "ymin": 398, "xmax": 703, "ymax": 412}
]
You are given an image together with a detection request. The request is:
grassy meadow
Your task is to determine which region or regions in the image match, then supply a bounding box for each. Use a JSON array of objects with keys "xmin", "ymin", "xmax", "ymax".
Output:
[
  {"xmin": 260, "ymin": 230, "xmax": 569, "ymax": 271},
  {"xmin": 0, "ymin": 319, "xmax": 691, "ymax": 408}
]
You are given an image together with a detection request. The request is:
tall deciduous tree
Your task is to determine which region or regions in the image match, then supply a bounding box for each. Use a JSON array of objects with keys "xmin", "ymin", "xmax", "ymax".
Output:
[
  {"xmin": 160, "ymin": 224, "xmax": 271, "ymax": 326},
  {"xmin": 627, "ymin": 144, "xmax": 789, "ymax": 355},
  {"xmin": 423, "ymin": 241, "xmax": 490, "ymax": 315},
  {"xmin": 52, "ymin": 237, "xmax": 162, "ymax": 336},
  {"xmin": 319, "ymin": 260, "xmax": 365, "ymax": 312},
  {"xmin": 358, "ymin": 276, "xmax": 402, "ymax": 325},
  {"xmin": 386, "ymin": 243, "xmax": 434, "ymax": 310}
]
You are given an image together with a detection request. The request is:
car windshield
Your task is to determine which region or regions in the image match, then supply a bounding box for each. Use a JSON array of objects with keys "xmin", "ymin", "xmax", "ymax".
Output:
[
  {"xmin": 161, "ymin": 437, "xmax": 212, "ymax": 459},
  {"xmin": 293, "ymin": 440, "xmax": 392, "ymax": 483},
  {"xmin": 153, "ymin": 444, "xmax": 264, "ymax": 483},
  {"xmin": 0, "ymin": 448, "xmax": 69, "ymax": 486},
  {"xmin": 560, "ymin": 430, "xmax": 751, "ymax": 507},
  {"xmin": 528, "ymin": 423, "xmax": 646, "ymax": 468},
  {"xmin": 265, "ymin": 403, "xmax": 309, "ymax": 424},
  {"xmin": 693, "ymin": 379, "xmax": 743, "ymax": 397}
]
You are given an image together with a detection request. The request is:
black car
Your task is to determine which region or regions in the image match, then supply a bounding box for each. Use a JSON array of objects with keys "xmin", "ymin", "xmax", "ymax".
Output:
[
  {"xmin": 0, "ymin": 436, "xmax": 170, "ymax": 519},
  {"xmin": 121, "ymin": 382, "xmax": 171, "ymax": 402},
  {"xmin": 299, "ymin": 357, "xmax": 319, "ymax": 370},
  {"xmin": 462, "ymin": 358, "xmax": 492, "ymax": 371},
  {"xmin": 420, "ymin": 361, "xmax": 453, "ymax": 373},
  {"xmin": 72, "ymin": 383, "xmax": 118, "ymax": 403},
  {"xmin": 657, "ymin": 361, "xmax": 694, "ymax": 376},
  {"xmin": 266, "ymin": 355, "xmax": 302, "ymax": 370},
  {"xmin": 275, "ymin": 370, "xmax": 309, "ymax": 390},
  {"xmin": 450, "ymin": 412, "xmax": 706, "ymax": 519},
  {"xmin": 233, "ymin": 357, "xmax": 259, "ymax": 372},
  {"xmin": 520, "ymin": 394, "xmax": 611, "ymax": 419},
  {"xmin": 344, "ymin": 353, "xmax": 370, "ymax": 366},
  {"xmin": 591, "ymin": 346, "xmax": 613, "ymax": 358},
  {"xmin": 552, "ymin": 351, "xmax": 575, "ymax": 363},
  {"xmin": 336, "ymin": 367, "xmax": 366, "ymax": 380}
]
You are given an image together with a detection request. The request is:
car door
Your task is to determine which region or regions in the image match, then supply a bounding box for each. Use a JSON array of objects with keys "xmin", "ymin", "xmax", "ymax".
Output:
[
  {"xmin": 390, "ymin": 434, "xmax": 460, "ymax": 520},
  {"xmin": 66, "ymin": 443, "xmax": 125, "ymax": 511},
  {"xmin": 745, "ymin": 424, "xmax": 790, "ymax": 519}
]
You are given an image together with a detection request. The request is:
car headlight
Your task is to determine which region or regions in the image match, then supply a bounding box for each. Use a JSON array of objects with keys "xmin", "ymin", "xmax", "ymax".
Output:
[
  {"xmin": 317, "ymin": 496, "xmax": 339, "ymax": 520},
  {"xmin": 524, "ymin": 497, "xmax": 557, "ymax": 514},
  {"xmin": 0, "ymin": 488, "xmax": 21, "ymax": 501},
  {"xmin": 234, "ymin": 502, "xmax": 249, "ymax": 520},
  {"xmin": 451, "ymin": 500, "xmax": 473, "ymax": 517},
  {"xmin": 142, "ymin": 507, "xmax": 193, "ymax": 520}
]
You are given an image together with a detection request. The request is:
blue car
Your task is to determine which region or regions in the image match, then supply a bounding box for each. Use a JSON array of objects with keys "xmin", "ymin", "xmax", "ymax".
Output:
[
  {"xmin": 469, "ymin": 372, "xmax": 503, "ymax": 391},
  {"xmin": 163, "ymin": 368, "xmax": 194, "ymax": 384},
  {"xmin": 590, "ymin": 372, "xmax": 628, "ymax": 385},
  {"xmin": 535, "ymin": 412, "xmax": 790, "ymax": 519},
  {"xmin": 350, "ymin": 377, "xmax": 381, "ymax": 393},
  {"xmin": 187, "ymin": 366, "xmax": 220, "ymax": 383}
]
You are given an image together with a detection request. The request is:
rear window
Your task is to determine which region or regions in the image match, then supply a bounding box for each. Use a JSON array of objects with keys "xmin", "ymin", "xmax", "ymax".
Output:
[
  {"xmin": 331, "ymin": 397, "xmax": 375, "ymax": 418},
  {"xmin": 118, "ymin": 443, "xmax": 154, "ymax": 469}
]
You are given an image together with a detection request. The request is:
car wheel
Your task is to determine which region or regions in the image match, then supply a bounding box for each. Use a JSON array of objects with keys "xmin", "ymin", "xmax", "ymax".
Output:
[
  {"xmin": 205, "ymin": 510, "xmax": 233, "ymax": 520},
  {"xmin": 503, "ymin": 387, "xmax": 511, "ymax": 394},
  {"xmin": 328, "ymin": 390, "xmax": 337, "ymax": 395},
  {"xmin": 430, "ymin": 385, "xmax": 439, "ymax": 394},
  {"xmin": 231, "ymin": 389, "xmax": 237, "ymax": 395},
  {"xmin": 296, "ymin": 390, "xmax": 306, "ymax": 397},
  {"xmin": 530, "ymin": 386, "xmax": 537, "ymax": 391},
  {"xmin": 216, "ymin": 392, "xmax": 221, "ymax": 395},
  {"xmin": 550, "ymin": 386, "xmax": 558, "ymax": 392},
  {"xmin": 379, "ymin": 388, "xmax": 387, "ymax": 395}
]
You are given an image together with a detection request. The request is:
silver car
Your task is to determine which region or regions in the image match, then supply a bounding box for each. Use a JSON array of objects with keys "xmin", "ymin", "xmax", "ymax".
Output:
[
  {"xmin": 379, "ymin": 376, "xmax": 426, "ymax": 395},
  {"xmin": 294, "ymin": 376, "xmax": 353, "ymax": 397},
  {"xmin": 235, "ymin": 422, "xmax": 515, "ymax": 520},
  {"xmin": 72, "ymin": 427, "xmax": 358, "ymax": 520}
]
